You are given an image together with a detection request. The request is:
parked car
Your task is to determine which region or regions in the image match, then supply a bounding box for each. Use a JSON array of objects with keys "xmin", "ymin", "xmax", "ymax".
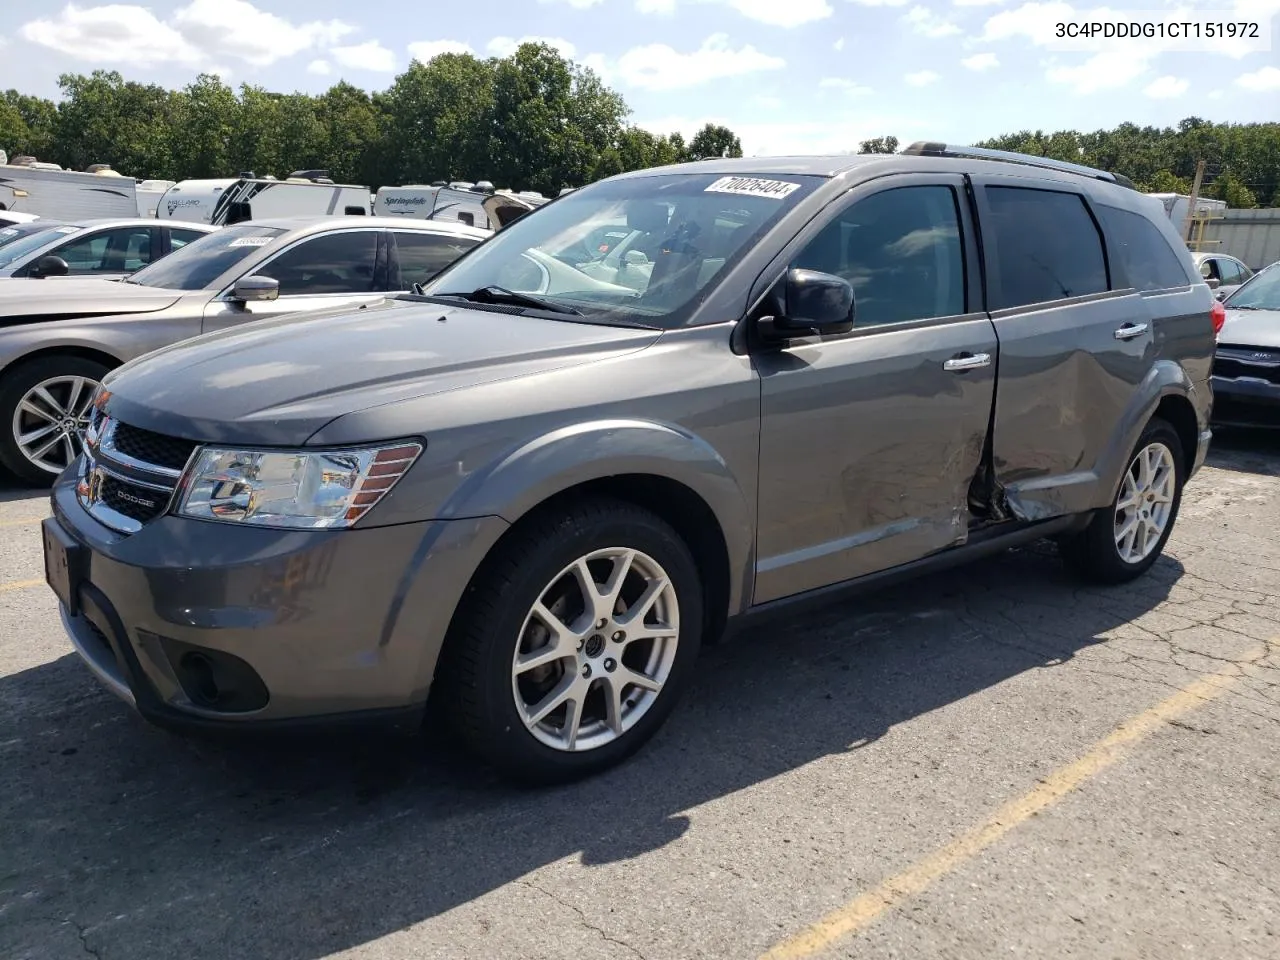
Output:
[
  {"xmin": 0, "ymin": 216, "xmax": 489, "ymax": 483},
  {"xmin": 1209, "ymin": 259, "xmax": 1280, "ymax": 427},
  {"xmin": 43, "ymin": 146, "xmax": 1217, "ymax": 783},
  {"xmin": 1193, "ymin": 251, "xmax": 1254, "ymax": 300},
  {"xmin": 0, "ymin": 219, "xmax": 58, "ymax": 250},
  {"xmin": 0, "ymin": 210, "xmax": 42, "ymax": 228},
  {"xmin": 0, "ymin": 218, "xmax": 216, "ymax": 280}
]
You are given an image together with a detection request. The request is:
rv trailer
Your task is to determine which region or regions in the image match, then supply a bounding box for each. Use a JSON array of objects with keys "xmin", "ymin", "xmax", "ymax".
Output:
[
  {"xmin": 158, "ymin": 175, "xmax": 372, "ymax": 225},
  {"xmin": 0, "ymin": 161, "xmax": 140, "ymax": 220}
]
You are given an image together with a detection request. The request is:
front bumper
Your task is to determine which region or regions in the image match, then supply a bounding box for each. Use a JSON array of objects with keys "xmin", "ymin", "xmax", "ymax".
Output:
[
  {"xmin": 46, "ymin": 470, "xmax": 509, "ymax": 733},
  {"xmin": 1210, "ymin": 375, "xmax": 1280, "ymax": 428}
]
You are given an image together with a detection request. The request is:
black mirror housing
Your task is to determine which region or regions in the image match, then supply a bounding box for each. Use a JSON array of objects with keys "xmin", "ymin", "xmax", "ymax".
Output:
[
  {"xmin": 759, "ymin": 268, "xmax": 855, "ymax": 342},
  {"xmin": 232, "ymin": 275, "xmax": 280, "ymax": 303},
  {"xmin": 31, "ymin": 255, "xmax": 69, "ymax": 278}
]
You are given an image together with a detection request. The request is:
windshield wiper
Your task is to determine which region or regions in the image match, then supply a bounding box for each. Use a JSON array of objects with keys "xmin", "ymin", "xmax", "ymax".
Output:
[{"xmin": 435, "ymin": 285, "xmax": 582, "ymax": 316}]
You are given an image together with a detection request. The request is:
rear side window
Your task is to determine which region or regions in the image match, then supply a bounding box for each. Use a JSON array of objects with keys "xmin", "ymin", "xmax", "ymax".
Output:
[
  {"xmin": 984, "ymin": 186, "xmax": 1108, "ymax": 310},
  {"xmin": 1094, "ymin": 205, "xmax": 1191, "ymax": 292},
  {"xmin": 260, "ymin": 231, "xmax": 379, "ymax": 295},
  {"xmin": 394, "ymin": 232, "xmax": 480, "ymax": 288},
  {"xmin": 169, "ymin": 228, "xmax": 207, "ymax": 250}
]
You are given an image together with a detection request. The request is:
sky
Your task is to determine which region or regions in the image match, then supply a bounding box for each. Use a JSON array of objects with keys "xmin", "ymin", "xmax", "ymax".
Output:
[{"xmin": 0, "ymin": 0, "xmax": 1277, "ymax": 157}]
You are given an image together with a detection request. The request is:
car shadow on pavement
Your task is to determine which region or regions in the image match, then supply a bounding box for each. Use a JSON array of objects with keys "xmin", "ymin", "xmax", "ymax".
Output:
[
  {"xmin": 0, "ymin": 540, "xmax": 1183, "ymax": 960},
  {"xmin": 1206, "ymin": 427, "xmax": 1280, "ymax": 477},
  {"xmin": 0, "ymin": 477, "xmax": 47, "ymax": 505}
]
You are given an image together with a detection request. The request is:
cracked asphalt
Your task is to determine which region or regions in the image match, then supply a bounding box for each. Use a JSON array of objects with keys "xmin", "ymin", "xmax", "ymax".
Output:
[{"xmin": 1, "ymin": 430, "xmax": 1277, "ymax": 960}]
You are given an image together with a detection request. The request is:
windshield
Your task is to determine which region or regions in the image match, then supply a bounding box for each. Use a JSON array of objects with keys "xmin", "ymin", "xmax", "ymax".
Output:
[
  {"xmin": 1224, "ymin": 263, "xmax": 1280, "ymax": 311},
  {"xmin": 128, "ymin": 224, "xmax": 286, "ymax": 290},
  {"xmin": 420, "ymin": 171, "xmax": 826, "ymax": 326},
  {"xmin": 0, "ymin": 224, "xmax": 79, "ymax": 266}
]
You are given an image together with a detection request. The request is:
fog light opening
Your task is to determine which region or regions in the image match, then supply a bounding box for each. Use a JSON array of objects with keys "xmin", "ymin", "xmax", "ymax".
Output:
[{"xmin": 181, "ymin": 652, "xmax": 220, "ymax": 705}]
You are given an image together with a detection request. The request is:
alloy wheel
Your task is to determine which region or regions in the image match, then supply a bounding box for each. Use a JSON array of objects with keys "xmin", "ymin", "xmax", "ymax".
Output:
[
  {"xmin": 11, "ymin": 375, "xmax": 99, "ymax": 475},
  {"xmin": 511, "ymin": 546, "xmax": 680, "ymax": 752},
  {"xmin": 1113, "ymin": 441, "xmax": 1176, "ymax": 564}
]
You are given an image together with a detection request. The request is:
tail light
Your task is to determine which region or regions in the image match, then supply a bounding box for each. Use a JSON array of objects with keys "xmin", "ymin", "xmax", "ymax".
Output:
[{"xmin": 1210, "ymin": 300, "xmax": 1226, "ymax": 337}]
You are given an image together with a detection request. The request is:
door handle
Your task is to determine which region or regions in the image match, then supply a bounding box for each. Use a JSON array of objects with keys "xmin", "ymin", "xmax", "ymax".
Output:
[
  {"xmin": 943, "ymin": 353, "xmax": 991, "ymax": 371},
  {"xmin": 1114, "ymin": 322, "xmax": 1149, "ymax": 340}
]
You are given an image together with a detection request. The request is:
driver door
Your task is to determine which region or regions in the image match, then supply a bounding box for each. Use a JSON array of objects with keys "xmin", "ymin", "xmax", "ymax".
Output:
[{"xmin": 202, "ymin": 227, "xmax": 390, "ymax": 333}]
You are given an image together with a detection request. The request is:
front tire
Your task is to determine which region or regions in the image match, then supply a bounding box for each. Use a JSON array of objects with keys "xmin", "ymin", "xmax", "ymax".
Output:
[
  {"xmin": 0, "ymin": 355, "xmax": 108, "ymax": 486},
  {"xmin": 1061, "ymin": 417, "xmax": 1186, "ymax": 584},
  {"xmin": 436, "ymin": 497, "xmax": 703, "ymax": 784}
]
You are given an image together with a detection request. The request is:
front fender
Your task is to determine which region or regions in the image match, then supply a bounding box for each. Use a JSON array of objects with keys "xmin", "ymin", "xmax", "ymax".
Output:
[{"xmin": 439, "ymin": 418, "xmax": 755, "ymax": 615}]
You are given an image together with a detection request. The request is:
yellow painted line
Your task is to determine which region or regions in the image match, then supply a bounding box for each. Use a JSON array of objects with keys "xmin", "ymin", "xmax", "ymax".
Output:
[
  {"xmin": 760, "ymin": 647, "xmax": 1266, "ymax": 960},
  {"xmin": 0, "ymin": 578, "xmax": 44, "ymax": 593},
  {"xmin": 0, "ymin": 516, "xmax": 47, "ymax": 529}
]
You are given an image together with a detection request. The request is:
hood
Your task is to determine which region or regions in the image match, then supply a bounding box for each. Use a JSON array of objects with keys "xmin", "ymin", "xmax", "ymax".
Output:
[
  {"xmin": 100, "ymin": 297, "xmax": 662, "ymax": 446},
  {"xmin": 482, "ymin": 193, "xmax": 541, "ymax": 229},
  {"xmin": 0, "ymin": 276, "xmax": 183, "ymax": 322},
  {"xmin": 1218, "ymin": 308, "xmax": 1280, "ymax": 350}
]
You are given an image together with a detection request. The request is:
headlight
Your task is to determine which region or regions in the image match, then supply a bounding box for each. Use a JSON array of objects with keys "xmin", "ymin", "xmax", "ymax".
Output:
[{"xmin": 177, "ymin": 442, "xmax": 422, "ymax": 528}]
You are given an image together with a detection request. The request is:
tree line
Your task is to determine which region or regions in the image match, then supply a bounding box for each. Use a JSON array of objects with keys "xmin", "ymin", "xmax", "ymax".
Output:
[
  {"xmin": 2, "ymin": 41, "xmax": 1277, "ymax": 206},
  {"xmin": 0, "ymin": 43, "xmax": 743, "ymax": 197},
  {"xmin": 856, "ymin": 121, "xmax": 1280, "ymax": 208}
]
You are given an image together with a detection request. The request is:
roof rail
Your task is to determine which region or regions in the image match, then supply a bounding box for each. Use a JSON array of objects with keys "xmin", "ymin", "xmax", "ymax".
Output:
[{"xmin": 900, "ymin": 141, "xmax": 1138, "ymax": 191}]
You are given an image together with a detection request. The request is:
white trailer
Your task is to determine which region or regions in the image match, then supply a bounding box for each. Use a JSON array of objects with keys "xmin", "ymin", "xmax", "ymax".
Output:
[
  {"xmin": 0, "ymin": 163, "xmax": 140, "ymax": 220},
  {"xmin": 158, "ymin": 177, "xmax": 372, "ymax": 225},
  {"xmin": 374, "ymin": 184, "xmax": 493, "ymax": 228},
  {"xmin": 136, "ymin": 179, "xmax": 176, "ymax": 218}
]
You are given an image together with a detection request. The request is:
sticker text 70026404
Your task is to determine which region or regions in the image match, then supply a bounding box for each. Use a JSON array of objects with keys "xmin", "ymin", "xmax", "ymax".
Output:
[
  {"xmin": 229, "ymin": 237, "xmax": 273, "ymax": 247},
  {"xmin": 704, "ymin": 176, "xmax": 801, "ymax": 199}
]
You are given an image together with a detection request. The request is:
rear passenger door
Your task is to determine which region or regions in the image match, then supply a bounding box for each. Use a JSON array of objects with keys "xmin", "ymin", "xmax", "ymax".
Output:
[
  {"xmin": 202, "ymin": 227, "xmax": 390, "ymax": 330},
  {"xmin": 753, "ymin": 174, "xmax": 998, "ymax": 603},
  {"xmin": 389, "ymin": 230, "xmax": 482, "ymax": 290},
  {"xmin": 970, "ymin": 174, "xmax": 1155, "ymax": 519}
]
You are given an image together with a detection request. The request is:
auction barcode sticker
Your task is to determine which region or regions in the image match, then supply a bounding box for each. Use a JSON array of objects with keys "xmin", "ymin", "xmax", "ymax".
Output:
[
  {"xmin": 705, "ymin": 176, "xmax": 800, "ymax": 199},
  {"xmin": 229, "ymin": 236, "xmax": 273, "ymax": 247}
]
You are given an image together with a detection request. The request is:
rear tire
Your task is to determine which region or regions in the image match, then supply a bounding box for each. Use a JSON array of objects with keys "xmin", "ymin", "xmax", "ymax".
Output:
[
  {"xmin": 0, "ymin": 355, "xmax": 109, "ymax": 487},
  {"xmin": 435, "ymin": 497, "xmax": 703, "ymax": 784},
  {"xmin": 1061, "ymin": 417, "xmax": 1185, "ymax": 585}
]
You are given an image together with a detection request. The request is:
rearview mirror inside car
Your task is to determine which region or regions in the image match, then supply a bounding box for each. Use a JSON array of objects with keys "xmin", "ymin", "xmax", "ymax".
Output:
[
  {"xmin": 758, "ymin": 268, "xmax": 855, "ymax": 343},
  {"xmin": 232, "ymin": 275, "xmax": 280, "ymax": 302},
  {"xmin": 31, "ymin": 255, "xmax": 69, "ymax": 279}
]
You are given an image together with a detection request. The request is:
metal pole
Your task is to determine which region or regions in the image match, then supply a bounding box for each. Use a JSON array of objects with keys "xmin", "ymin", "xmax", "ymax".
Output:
[{"xmin": 1182, "ymin": 159, "xmax": 1206, "ymax": 244}]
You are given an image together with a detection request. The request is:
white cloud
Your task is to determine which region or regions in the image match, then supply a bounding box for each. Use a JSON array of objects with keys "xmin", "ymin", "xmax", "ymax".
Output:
[
  {"xmin": 613, "ymin": 34, "xmax": 784, "ymax": 90},
  {"xmin": 819, "ymin": 77, "xmax": 874, "ymax": 95},
  {"xmin": 20, "ymin": 0, "xmax": 356, "ymax": 69},
  {"xmin": 834, "ymin": 36, "xmax": 846, "ymax": 50},
  {"xmin": 1144, "ymin": 75, "xmax": 1188, "ymax": 98},
  {"xmin": 847, "ymin": 0, "xmax": 910, "ymax": 7},
  {"xmin": 1045, "ymin": 50, "xmax": 1149, "ymax": 93},
  {"xmin": 1236, "ymin": 65, "xmax": 1280, "ymax": 91},
  {"xmin": 487, "ymin": 35, "xmax": 578, "ymax": 58},
  {"xmin": 904, "ymin": 69, "xmax": 941, "ymax": 86},
  {"xmin": 171, "ymin": 0, "xmax": 353, "ymax": 67},
  {"xmin": 634, "ymin": 0, "xmax": 832, "ymax": 23},
  {"xmin": 408, "ymin": 39, "xmax": 475, "ymax": 62},
  {"xmin": 961, "ymin": 52, "xmax": 999, "ymax": 69},
  {"xmin": 307, "ymin": 59, "xmax": 331, "ymax": 75},
  {"xmin": 542, "ymin": 0, "xmax": 605, "ymax": 6},
  {"xmin": 904, "ymin": 6, "xmax": 961, "ymax": 36},
  {"xmin": 20, "ymin": 3, "xmax": 202, "ymax": 65},
  {"xmin": 953, "ymin": 0, "xmax": 1007, "ymax": 6},
  {"xmin": 330, "ymin": 40, "xmax": 396, "ymax": 72}
]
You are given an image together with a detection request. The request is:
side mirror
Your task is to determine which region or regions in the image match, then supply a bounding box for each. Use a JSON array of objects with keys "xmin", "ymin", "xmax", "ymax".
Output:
[
  {"xmin": 1214, "ymin": 290, "xmax": 1227, "ymax": 302},
  {"xmin": 31, "ymin": 255, "xmax": 69, "ymax": 278},
  {"xmin": 758, "ymin": 268, "xmax": 855, "ymax": 343},
  {"xmin": 232, "ymin": 275, "xmax": 279, "ymax": 302}
]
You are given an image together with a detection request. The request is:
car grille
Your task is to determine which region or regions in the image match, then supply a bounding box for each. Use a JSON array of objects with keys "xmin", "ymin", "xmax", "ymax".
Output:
[
  {"xmin": 1213, "ymin": 348, "xmax": 1280, "ymax": 386},
  {"xmin": 77, "ymin": 409, "xmax": 202, "ymax": 535},
  {"xmin": 110, "ymin": 422, "xmax": 200, "ymax": 472}
]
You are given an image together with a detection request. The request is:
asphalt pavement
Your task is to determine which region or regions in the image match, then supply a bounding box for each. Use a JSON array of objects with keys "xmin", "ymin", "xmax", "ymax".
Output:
[{"xmin": 1, "ymin": 431, "xmax": 1277, "ymax": 960}]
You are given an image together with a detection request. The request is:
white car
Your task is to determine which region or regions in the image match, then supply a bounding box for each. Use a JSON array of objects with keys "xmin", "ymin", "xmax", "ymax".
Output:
[{"xmin": 0, "ymin": 218, "xmax": 217, "ymax": 280}]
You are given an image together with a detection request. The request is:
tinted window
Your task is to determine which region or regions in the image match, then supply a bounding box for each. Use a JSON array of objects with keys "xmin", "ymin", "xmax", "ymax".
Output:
[
  {"xmin": 1199, "ymin": 258, "xmax": 1216, "ymax": 279},
  {"xmin": 0, "ymin": 224, "xmax": 71, "ymax": 266},
  {"xmin": 394, "ymin": 231, "xmax": 480, "ymax": 287},
  {"xmin": 1095, "ymin": 204, "xmax": 1191, "ymax": 292},
  {"xmin": 260, "ymin": 231, "xmax": 379, "ymax": 295},
  {"xmin": 985, "ymin": 186, "xmax": 1108, "ymax": 309},
  {"xmin": 129, "ymin": 225, "xmax": 287, "ymax": 290},
  {"xmin": 1218, "ymin": 259, "xmax": 1244, "ymax": 285},
  {"xmin": 46, "ymin": 226, "xmax": 155, "ymax": 275},
  {"xmin": 790, "ymin": 185, "xmax": 966, "ymax": 326},
  {"xmin": 170, "ymin": 228, "xmax": 207, "ymax": 250}
]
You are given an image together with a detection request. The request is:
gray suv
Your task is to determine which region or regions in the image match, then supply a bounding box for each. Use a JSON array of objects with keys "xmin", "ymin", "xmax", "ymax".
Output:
[{"xmin": 42, "ymin": 145, "xmax": 1217, "ymax": 783}]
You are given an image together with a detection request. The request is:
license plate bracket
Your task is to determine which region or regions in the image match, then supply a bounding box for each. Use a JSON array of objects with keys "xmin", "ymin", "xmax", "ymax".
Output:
[{"xmin": 42, "ymin": 516, "xmax": 86, "ymax": 617}]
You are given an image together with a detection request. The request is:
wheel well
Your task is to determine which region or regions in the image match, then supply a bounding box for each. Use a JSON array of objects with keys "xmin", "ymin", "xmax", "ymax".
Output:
[
  {"xmin": 0, "ymin": 346, "xmax": 122, "ymax": 383},
  {"xmin": 1153, "ymin": 394, "xmax": 1198, "ymax": 476},
  {"xmin": 503, "ymin": 475, "xmax": 733, "ymax": 644}
]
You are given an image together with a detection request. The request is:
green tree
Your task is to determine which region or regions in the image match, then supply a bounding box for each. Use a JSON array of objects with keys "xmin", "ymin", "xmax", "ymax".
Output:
[
  {"xmin": 1207, "ymin": 171, "xmax": 1257, "ymax": 208},
  {"xmin": 689, "ymin": 123, "xmax": 742, "ymax": 159},
  {"xmin": 53, "ymin": 71, "xmax": 179, "ymax": 176},
  {"xmin": 1, "ymin": 91, "xmax": 58, "ymax": 158},
  {"xmin": 858, "ymin": 136, "xmax": 898, "ymax": 154},
  {"xmin": 1145, "ymin": 169, "xmax": 1192, "ymax": 194},
  {"xmin": 170, "ymin": 74, "xmax": 238, "ymax": 178}
]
